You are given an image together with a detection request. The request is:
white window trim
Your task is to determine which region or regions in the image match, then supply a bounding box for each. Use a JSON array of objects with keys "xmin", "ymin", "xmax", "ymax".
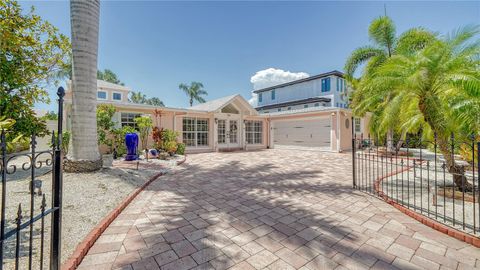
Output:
[
  {"xmin": 245, "ymin": 120, "xmax": 263, "ymax": 145},
  {"xmin": 183, "ymin": 117, "xmax": 209, "ymax": 148},
  {"xmin": 354, "ymin": 118, "xmax": 362, "ymax": 134},
  {"xmin": 97, "ymin": 90, "xmax": 108, "ymax": 100},
  {"xmin": 120, "ymin": 112, "xmax": 144, "ymax": 128},
  {"xmin": 112, "ymin": 91, "xmax": 123, "ymax": 102}
]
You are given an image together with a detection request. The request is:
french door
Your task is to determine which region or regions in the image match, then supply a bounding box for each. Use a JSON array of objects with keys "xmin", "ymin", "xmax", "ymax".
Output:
[{"xmin": 218, "ymin": 119, "xmax": 239, "ymax": 149}]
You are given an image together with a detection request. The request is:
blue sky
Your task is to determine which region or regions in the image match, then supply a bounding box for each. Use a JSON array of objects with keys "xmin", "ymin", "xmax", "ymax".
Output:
[{"xmin": 25, "ymin": 1, "xmax": 479, "ymax": 111}]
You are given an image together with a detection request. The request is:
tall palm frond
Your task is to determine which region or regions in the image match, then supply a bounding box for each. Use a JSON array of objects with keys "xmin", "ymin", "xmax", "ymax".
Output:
[
  {"xmin": 368, "ymin": 16, "xmax": 396, "ymax": 56},
  {"xmin": 362, "ymin": 25, "xmax": 480, "ymax": 190},
  {"xmin": 179, "ymin": 82, "xmax": 208, "ymax": 106}
]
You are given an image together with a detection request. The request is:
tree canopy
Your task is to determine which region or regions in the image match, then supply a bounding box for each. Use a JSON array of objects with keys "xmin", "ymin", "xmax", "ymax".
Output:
[
  {"xmin": 356, "ymin": 25, "xmax": 480, "ymax": 190},
  {"xmin": 179, "ymin": 82, "xmax": 207, "ymax": 106},
  {"xmin": 344, "ymin": 16, "xmax": 436, "ymax": 148},
  {"xmin": 0, "ymin": 0, "xmax": 70, "ymax": 138},
  {"xmin": 129, "ymin": 91, "xmax": 165, "ymax": 107},
  {"xmin": 97, "ymin": 69, "xmax": 124, "ymax": 85}
]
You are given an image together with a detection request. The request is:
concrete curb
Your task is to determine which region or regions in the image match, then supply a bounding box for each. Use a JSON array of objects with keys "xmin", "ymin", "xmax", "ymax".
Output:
[{"xmin": 62, "ymin": 156, "xmax": 186, "ymax": 270}]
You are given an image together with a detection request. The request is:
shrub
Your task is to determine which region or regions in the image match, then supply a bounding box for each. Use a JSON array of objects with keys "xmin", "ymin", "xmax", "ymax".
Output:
[
  {"xmin": 158, "ymin": 129, "xmax": 179, "ymax": 152},
  {"xmin": 112, "ymin": 126, "xmax": 136, "ymax": 157},
  {"xmin": 162, "ymin": 129, "xmax": 179, "ymax": 143},
  {"xmin": 134, "ymin": 116, "xmax": 153, "ymax": 151},
  {"xmin": 7, "ymin": 137, "xmax": 29, "ymax": 153},
  {"xmin": 49, "ymin": 131, "xmax": 71, "ymax": 155},
  {"xmin": 176, "ymin": 143, "xmax": 185, "ymax": 155},
  {"xmin": 152, "ymin": 126, "xmax": 164, "ymax": 150},
  {"xmin": 96, "ymin": 104, "xmax": 117, "ymax": 152},
  {"xmin": 164, "ymin": 141, "xmax": 177, "ymax": 154}
]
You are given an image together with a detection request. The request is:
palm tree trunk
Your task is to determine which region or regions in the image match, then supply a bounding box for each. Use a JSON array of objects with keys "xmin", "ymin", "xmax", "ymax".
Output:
[
  {"xmin": 419, "ymin": 99, "xmax": 472, "ymax": 192},
  {"xmin": 190, "ymin": 97, "xmax": 193, "ymax": 107},
  {"xmin": 436, "ymin": 135, "xmax": 472, "ymax": 192},
  {"xmin": 395, "ymin": 129, "xmax": 407, "ymax": 152},
  {"xmin": 386, "ymin": 128, "xmax": 395, "ymax": 152},
  {"xmin": 66, "ymin": 0, "xmax": 102, "ymax": 172}
]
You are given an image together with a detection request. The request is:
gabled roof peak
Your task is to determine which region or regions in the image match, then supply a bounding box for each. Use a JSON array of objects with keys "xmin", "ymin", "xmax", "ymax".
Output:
[{"xmin": 188, "ymin": 94, "xmax": 257, "ymax": 115}]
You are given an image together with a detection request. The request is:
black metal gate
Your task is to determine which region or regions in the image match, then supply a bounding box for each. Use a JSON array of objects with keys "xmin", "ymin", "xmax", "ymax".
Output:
[
  {"xmin": 352, "ymin": 121, "xmax": 480, "ymax": 237},
  {"xmin": 0, "ymin": 88, "xmax": 64, "ymax": 270}
]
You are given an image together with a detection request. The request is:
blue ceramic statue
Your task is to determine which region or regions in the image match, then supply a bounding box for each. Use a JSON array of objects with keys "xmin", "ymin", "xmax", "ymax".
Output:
[{"xmin": 125, "ymin": 133, "xmax": 139, "ymax": 161}]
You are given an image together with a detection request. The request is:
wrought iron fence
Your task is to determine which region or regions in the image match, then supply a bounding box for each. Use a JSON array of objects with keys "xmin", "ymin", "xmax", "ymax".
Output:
[
  {"xmin": 0, "ymin": 88, "xmax": 64, "ymax": 270},
  {"xmin": 352, "ymin": 130, "xmax": 480, "ymax": 236}
]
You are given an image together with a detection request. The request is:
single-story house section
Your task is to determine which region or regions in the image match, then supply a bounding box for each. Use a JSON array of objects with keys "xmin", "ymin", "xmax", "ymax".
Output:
[
  {"xmin": 64, "ymin": 81, "xmax": 269, "ymax": 154},
  {"xmin": 63, "ymin": 80, "xmax": 369, "ymax": 154}
]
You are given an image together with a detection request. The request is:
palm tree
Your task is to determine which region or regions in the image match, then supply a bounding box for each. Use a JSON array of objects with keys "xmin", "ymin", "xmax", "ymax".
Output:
[
  {"xmin": 362, "ymin": 26, "xmax": 480, "ymax": 191},
  {"xmin": 67, "ymin": 0, "xmax": 102, "ymax": 171},
  {"xmin": 179, "ymin": 82, "xmax": 207, "ymax": 106},
  {"xmin": 345, "ymin": 16, "xmax": 435, "ymax": 150}
]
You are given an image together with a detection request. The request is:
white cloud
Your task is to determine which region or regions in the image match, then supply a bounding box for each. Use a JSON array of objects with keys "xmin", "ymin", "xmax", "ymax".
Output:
[
  {"xmin": 250, "ymin": 68, "xmax": 310, "ymax": 90},
  {"xmin": 248, "ymin": 94, "xmax": 258, "ymax": 106}
]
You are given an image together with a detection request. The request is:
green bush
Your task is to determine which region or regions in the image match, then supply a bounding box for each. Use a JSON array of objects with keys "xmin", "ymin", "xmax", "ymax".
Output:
[
  {"xmin": 158, "ymin": 129, "xmax": 179, "ymax": 152},
  {"xmin": 161, "ymin": 129, "xmax": 179, "ymax": 143},
  {"xmin": 112, "ymin": 126, "xmax": 136, "ymax": 157},
  {"xmin": 164, "ymin": 141, "xmax": 177, "ymax": 154},
  {"xmin": 97, "ymin": 104, "xmax": 116, "ymax": 152},
  {"xmin": 7, "ymin": 137, "xmax": 30, "ymax": 153},
  {"xmin": 49, "ymin": 131, "xmax": 71, "ymax": 155},
  {"xmin": 176, "ymin": 143, "xmax": 185, "ymax": 155},
  {"xmin": 134, "ymin": 116, "xmax": 153, "ymax": 150}
]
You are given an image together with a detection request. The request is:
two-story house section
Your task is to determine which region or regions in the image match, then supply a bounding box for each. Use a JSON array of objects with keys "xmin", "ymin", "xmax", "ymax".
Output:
[{"xmin": 253, "ymin": 70, "xmax": 349, "ymax": 114}]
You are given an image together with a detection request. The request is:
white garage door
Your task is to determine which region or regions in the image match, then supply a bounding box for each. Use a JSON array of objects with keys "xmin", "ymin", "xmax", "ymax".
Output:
[{"xmin": 273, "ymin": 118, "xmax": 331, "ymax": 148}]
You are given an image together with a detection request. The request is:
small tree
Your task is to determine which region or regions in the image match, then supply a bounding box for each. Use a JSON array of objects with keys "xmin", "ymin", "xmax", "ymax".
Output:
[
  {"xmin": 0, "ymin": 0, "xmax": 70, "ymax": 139},
  {"xmin": 134, "ymin": 116, "xmax": 153, "ymax": 151},
  {"xmin": 96, "ymin": 104, "xmax": 116, "ymax": 153}
]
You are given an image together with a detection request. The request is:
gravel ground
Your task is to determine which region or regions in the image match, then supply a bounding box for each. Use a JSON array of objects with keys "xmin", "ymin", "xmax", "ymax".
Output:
[
  {"xmin": 356, "ymin": 152, "xmax": 480, "ymax": 235},
  {"xmin": 2, "ymin": 155, "xmax": 184, "ymax": 269},
  {"xmin": 380, "ymin": 166, "xmax": 480, "ymax": 235}
]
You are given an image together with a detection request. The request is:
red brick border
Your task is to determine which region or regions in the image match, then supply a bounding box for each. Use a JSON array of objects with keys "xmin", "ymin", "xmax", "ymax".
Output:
[
  {"xmin": 371, "ymin": 158, "xmax": 480, "ymax": 248},
  {"xmin": 62, "ymin": 156, "xmax": 186, "ymax": 270}
]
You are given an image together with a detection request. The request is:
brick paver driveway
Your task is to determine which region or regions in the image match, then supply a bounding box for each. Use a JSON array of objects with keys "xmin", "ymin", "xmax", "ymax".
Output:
[{"xmin": 78, "ymin": 149, "xmax": 480, "ymax": 270}]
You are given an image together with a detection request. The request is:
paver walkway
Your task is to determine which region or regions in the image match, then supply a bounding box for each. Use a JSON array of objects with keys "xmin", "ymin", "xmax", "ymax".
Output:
[{"xmin": 78, "ymin": 149, "xmax": 480, "ymax": 270}]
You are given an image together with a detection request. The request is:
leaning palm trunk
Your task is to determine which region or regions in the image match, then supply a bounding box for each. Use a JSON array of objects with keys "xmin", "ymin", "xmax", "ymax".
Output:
[
  {"xmin": 395, "ymin": 130, "xmax": 407, "ymax": 152},
  {"xmin": 419, "ymin": 100, "xmax": 472, "ymax": 192},
  {"xmin": 436, "ymin": 136, "xmax": 472, "ymax": 192},
  {"xmin": 66, "ymin": 0, "xmax": 102, "ymax": 172}
]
